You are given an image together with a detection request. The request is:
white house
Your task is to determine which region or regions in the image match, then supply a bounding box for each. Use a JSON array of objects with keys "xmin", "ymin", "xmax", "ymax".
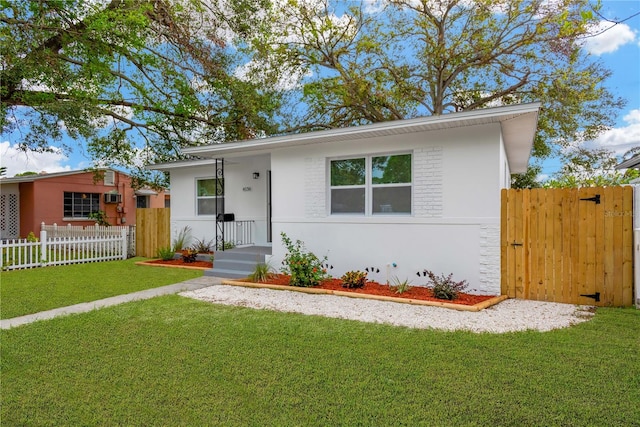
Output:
[{"xmin": 151, "ymin": 103, "xmax": 541, "ymax": 295}]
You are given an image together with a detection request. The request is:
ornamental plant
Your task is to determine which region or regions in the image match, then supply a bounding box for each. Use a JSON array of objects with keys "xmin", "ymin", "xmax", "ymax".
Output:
[
  {"xmin": 390, "ymin": 277, "xmax": 412, "ymax": 294},
  {"xmin": 341, "ymin": 270, "xmax": 367, "ymax": 289},
  {"xmin": 249, "ymin": 262, "xmax": 276, "ymax": 283},
  {"xmin": 280, "ymin": 232, "xmax": 328, "ymax": 287},
  {"xmin": 425, "ymin": 270, "xmax": 469, "ymax": 300},
  {"xmin": 156, "ymin": 246, "xmax": 175, "ymax": 261},
  {"xmin": 181, "ymin": 248, "xmax": 198, "ymax": 263}
]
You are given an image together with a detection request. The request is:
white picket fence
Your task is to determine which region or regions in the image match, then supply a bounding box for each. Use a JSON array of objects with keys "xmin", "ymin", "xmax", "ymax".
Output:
[
  {"xmin": 1, "ymin": 230, "xmax": 127, "ymax": 271},
  {"xmin": 41, "ymin": 222, "xmax": 136, "ymax": 257},
  {"xmin": 40, "ymin": 222, "xmax": 130, "ymax": 238}
]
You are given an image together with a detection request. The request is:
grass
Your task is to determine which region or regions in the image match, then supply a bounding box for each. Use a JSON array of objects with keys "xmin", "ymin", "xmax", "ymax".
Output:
[
  {"xmin": 1, "ymin": 296, "xmax": 639, "ymax": 426},
  {"xmin": 0, "ymin": 258, "xmax": 202, "ymax": 319}
]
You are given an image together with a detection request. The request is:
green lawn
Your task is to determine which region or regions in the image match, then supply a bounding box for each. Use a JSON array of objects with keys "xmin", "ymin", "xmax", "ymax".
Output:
[
  {"xmin": 0, "ymin": 258, "xmax": 202, "ymax": 319},
  {"xmin": 2, "ymin": 296, "xmax": 639, "ymax": 426}
]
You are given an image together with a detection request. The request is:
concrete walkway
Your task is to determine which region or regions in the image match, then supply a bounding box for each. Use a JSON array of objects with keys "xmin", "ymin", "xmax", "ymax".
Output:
[{"xmin": 1, "ymin": 276, "xmax": 223, "ymax": 330}]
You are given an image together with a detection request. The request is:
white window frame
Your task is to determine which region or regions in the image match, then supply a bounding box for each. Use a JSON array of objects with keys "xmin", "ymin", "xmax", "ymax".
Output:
[
  {"xmin": 195, "ymin": 177, "xmax": 224, "ymax": 216},
  {"xmin": 63, "ymin": 192, "xmax": 101, "ymax": 219},
  {"xmin": 328, "ymin": 152, "xmax": 413, "ymax": 216}
]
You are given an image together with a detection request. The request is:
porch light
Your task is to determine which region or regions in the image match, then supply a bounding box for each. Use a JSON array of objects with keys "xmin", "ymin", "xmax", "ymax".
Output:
[{"xmin": 253, "ymin": 172, "xmax": 260, "ymax": 179}]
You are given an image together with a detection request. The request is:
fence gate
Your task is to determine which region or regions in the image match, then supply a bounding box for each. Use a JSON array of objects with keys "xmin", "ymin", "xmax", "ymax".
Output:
[{"xmin": 501, "ymin": 186, "xmax": 634, "ymax": 306}]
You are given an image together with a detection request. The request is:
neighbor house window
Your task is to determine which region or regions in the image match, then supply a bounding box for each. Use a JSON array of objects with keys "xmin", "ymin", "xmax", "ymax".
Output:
[
  {"xmin": 63, "ymin": 192, "xmax": 101, "ymax": 219},
  {"xmin": 330, "ymin": 153, "xmax": 412, "ymax": 215},
  {"xmin": 196, "ymin": 178, "xmax": 224, "ymax": 215}
]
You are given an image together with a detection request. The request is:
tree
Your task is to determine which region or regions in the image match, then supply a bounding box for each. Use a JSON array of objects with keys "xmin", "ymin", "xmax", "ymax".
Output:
[
  {"xmin": 1, "ymin": 0, "xmax": 283, "ymax": 185},
  {"xmin": 544, "ymin": 146, "xmax": 640, "ymax": 188},
  {"xmin": 256, "ymin": 0, "xmax": 624, "ymax": 166}
]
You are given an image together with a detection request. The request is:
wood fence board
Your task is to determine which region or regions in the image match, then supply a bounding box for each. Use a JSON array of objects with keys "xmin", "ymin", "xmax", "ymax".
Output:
[
  {"xmin": 621, "ymin": 186, "xmax": 634, "ymax": 306},
  {"xmin": 135, "ymin": 208, "xmax": 170, "ymax": 258},
  {"xmin": 501, "ymin": 186, "xmax": 633, "ymax": 306}
]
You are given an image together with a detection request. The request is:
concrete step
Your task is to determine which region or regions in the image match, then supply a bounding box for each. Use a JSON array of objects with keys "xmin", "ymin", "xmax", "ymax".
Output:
[
  {"xmin": 214, "ymin": 259, "xmax": 261, "ymax": 271},
  {"xmin": 206, "ymin": 246, "xmax": 271, "ymax": 279},
  {"xmin": 204, "ymin": 268, "xmax": 252, "ymax": 279}
]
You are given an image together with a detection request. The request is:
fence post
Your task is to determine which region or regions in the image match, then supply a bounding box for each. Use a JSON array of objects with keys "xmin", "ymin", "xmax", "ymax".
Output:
[
  {"xmin": 121, "ymin": 229, "xmax": 128, "ymax": 260},
  {"xmin": 635, "ymin": 229, "xmax": 639, "ymax": 309},
  {"xmin": 40, "ymin": 230, "xmax": 47, "ymax": 265}
]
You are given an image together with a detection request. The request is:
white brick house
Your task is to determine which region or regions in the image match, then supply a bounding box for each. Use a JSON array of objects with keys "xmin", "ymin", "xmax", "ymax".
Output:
[{"xmin": 151, "ymin": 103, "xmax": 540, "ymax": 295}]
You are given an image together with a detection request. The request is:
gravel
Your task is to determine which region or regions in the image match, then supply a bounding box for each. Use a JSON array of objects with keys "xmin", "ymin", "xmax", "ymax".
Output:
[{"xmin": 179, "ymin": 284, "xmax": 595, "ymax": 333}]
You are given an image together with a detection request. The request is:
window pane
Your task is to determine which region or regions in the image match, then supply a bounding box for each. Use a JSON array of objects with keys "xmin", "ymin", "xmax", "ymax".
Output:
[
  {"xmin": 372, "ymin": 154, "xmax": 411, "ymax": 184},
  {"xmin": 197, "ymin": 178, "xmax": 223, "ymax": 196},
  {"xmin": 331, "ymin": 158, "xmax": 365, "ymax": 186},
  {"xmin": 197, "ymin": 198, "xmax": 224, "ymax": 215},
  {"xmin": 372, "ymin": 186, "xmax": 411, "ymax": 214},
  {"xmin": 331, "ymin": 188, "xmax": 365, "ymax": 214}
]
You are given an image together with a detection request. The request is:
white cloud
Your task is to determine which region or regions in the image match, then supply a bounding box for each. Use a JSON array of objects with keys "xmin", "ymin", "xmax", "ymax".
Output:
[
  {"xmin": 582, "ymin": 21, "xmax": 636, "ymax": 55},
  {"xmin": 0, "ymin": 142, "xmax": 72, "ymax": 177},
  {"xmin": 589, "ymin": 109, "xmax": 640, "ymax": 155}
]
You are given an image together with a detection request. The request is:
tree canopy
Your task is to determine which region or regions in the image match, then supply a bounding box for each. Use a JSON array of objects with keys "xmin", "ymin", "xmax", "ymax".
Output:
[
  {"xmin": 1, "ymin": 0, "xmax": 282, "ymax": 184},
  {"xmin": 1, "ymin": 0, "xmax": 630, "ymax": 187}
]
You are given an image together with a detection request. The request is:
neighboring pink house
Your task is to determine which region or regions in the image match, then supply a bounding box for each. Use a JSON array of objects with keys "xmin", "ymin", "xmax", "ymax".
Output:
[{"xmin": 0, "ymin": 169, "xmax": 169, "ymax": 239}]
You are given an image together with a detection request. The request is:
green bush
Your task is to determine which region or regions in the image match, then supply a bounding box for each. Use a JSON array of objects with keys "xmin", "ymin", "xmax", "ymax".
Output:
[
  {"xmin": 341, "ymin": 270, "xmax": 367, "ymax": 289},
  {"xmin": 217, "ymin": 241, "xmax": 235, "ymax": 250},
  {"xmin": 156, "ymin": 246, "xmax": 175, "ymax": 261},
  {"xmin": 390, "ymin": 277, "xmax": 411, "ymax": 294},
  {"xmin": 425, "ymin": 270, "xmax": 468, "ymax": 300},
  {"xmin": 280, "ymin": 232, "xmax": 328, "ymax": 287},
  {"xmin": 172, "ymin": 226, "xmax": 192, "ymax": 252},
  {"xmin": 249, "ymin": 262, "xmax": 275, "ymax": 283}
]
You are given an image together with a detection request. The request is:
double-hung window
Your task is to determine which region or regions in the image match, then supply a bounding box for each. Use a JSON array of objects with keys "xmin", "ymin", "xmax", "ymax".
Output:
[
  {"xmin": 330, "ymin": 153, "xmax": 412, "ymax": 215},
  {"xmin": 63, "ymin": 192, "xmax": 101, "ymax": 219},
  {"xmin": 196, "ymin": 178, "xmax": 224, "ymax": 215}
]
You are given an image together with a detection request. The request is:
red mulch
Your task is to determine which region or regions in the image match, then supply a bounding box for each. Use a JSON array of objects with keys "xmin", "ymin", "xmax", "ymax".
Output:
[
  {"xmin": 146, "ymin": 259, "xmax": 213, "ymax": 269},
  {"xmin": 247, "ymin": 274, "xmax": 495, "ymax": 306}
]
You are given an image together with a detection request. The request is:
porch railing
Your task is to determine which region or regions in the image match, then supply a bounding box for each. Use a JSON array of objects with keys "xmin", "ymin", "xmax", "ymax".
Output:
[{"xmin": 219, "ymin": 220, "xmax": 254, "ymax": 248}]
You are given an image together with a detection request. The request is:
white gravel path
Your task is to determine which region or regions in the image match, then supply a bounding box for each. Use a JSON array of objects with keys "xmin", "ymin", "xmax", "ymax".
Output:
[{"xmin": 179, "ymin": 285, "xmax": 595, "ymax": 333}]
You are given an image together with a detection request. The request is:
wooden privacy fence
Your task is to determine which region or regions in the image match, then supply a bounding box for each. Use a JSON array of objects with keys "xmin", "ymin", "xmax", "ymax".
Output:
[
  {"xmin": 501, "ymin": 186, "xmax": 633, "ymax": 306},
  {"xmin": 136, "ymin": 208, "xmax": 170, "ymax": 258}
]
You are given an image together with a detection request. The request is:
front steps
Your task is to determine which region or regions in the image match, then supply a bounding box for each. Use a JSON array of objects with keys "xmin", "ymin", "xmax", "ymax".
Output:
[{"xmin": 204, "ymin": 246, "xmax": 272, "ymax": 279}]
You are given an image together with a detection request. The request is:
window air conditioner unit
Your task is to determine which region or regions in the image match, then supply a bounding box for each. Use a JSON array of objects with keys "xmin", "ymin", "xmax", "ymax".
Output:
[{"xmin": 104, "ymin": 193, "xmax": 122, "ymax": 204}]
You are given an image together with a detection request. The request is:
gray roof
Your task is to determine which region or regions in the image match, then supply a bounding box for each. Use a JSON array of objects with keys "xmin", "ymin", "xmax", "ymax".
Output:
[
  {"xmin": 615, "ymin": 154, "xmax": 640, "ymax": 170},
  {"xmin": 151, "ymin": 102, "xmax": 541, "ymax": 174}
]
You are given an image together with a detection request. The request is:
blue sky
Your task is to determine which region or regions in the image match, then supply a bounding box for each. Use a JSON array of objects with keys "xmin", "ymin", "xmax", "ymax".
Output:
[{"xmin": 1, "ymin": 0, "xmax": 639, "ymax": 178}]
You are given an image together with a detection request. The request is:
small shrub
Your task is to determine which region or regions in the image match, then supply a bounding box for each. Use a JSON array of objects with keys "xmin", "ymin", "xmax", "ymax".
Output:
[
  {"xmin": 173, "ymin": 226, "xmax": 192, "ymax": 252},
  {"xmin": 280, "ymin": 232, "xmax": 328, "ymax": 287},
  {"xmin": 249, "ymin": 262, "xmax": 276, "ymax": 283},
  {"xmin": 181, "ymin": 248, "xmax": 198, "ymax": 263},
  {"xmin": 88, "ymin": 210, "xmax": 110, "ymax": 226},
  {"xmin": 26, "ymin": 232, "xmax": 38, "ymax": 242},
  {"xmin": 425, "ymin": 270, "xmax": 469, "ymax": 300},
  {"xmin": 341, "ymin": 270, "xmax": 367, "ymax": 289},
  {"xmin": 217, "ymin": 240, "xmax": 235, "ymax": 250},
  {"xmin": 390, "ymin": 277, "xmax": 412, "ymax": 294},
  {"xmin": 156, "ymin": 246, "xmax": 175, "ymax": 261},
  {"xmin": 193, "ymin": 237, "xmax": 214, "ymax": 253}
]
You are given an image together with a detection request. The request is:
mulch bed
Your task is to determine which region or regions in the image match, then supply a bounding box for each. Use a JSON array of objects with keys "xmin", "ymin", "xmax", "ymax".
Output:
[
  {"xmin": 244, "ymin": 274, "xmax": 495, "ymax": 306},
  {"xmin": 143, "ymin": 260, "xmax": 495, "ymax": 306}
]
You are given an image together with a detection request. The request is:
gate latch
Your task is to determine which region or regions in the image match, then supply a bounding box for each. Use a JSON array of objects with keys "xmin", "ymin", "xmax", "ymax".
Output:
[
  {"xmin": 580, "ymin": 194, "xmax": 601, "ymax": 204},
  {"xmin": 580, "ymin": 292, "xmax": 600, "ymax": 302},
  {"xmin": 510, "ymin": 241, "xmax": 523, "ymax": 247}
]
